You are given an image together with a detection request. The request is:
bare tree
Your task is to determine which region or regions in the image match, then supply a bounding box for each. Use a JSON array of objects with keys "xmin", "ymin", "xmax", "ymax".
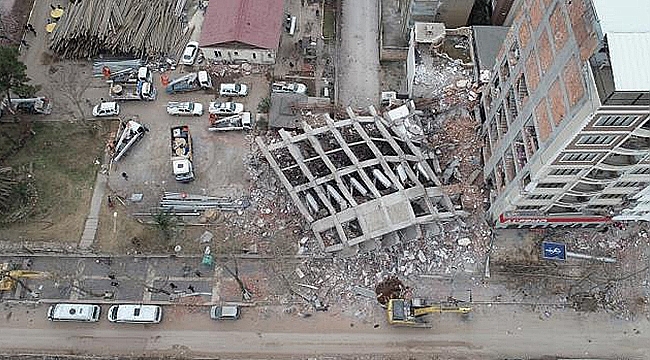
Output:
[{"xmin": 48, "ymin": 63, "xmax": 91, "ymax": 121}]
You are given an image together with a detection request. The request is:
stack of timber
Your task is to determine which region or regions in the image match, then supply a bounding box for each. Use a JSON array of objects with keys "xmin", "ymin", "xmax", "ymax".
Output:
[{"xmin": 50, "ymin": 0, "xmax": 193, "ymax": 59}]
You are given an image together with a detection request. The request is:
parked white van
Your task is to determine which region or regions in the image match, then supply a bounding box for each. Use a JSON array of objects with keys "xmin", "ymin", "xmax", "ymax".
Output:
[
  {"xmin": 47, "ymin": 303, "xmax": 101, "ymax": 322},
  {"xmin": 107, "ymin": 304, "xmax": 162, "ymax": 324}
]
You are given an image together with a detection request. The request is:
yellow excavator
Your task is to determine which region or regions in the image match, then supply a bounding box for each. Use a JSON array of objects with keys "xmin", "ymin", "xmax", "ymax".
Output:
[
  {"xmin": 0, "ymin": 263, "xmax": 48, "ymax": 292},
  {"xmin": 386, "ymin": 298, "xmax": 471, "ymax": 327}
]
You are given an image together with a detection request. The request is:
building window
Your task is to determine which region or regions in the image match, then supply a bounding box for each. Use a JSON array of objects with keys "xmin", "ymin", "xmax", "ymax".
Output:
[
  {"xmin": 599, "ymin": 193, "xmax": 626, "ymax": 199},
  {"xmin": 527, "ymin": 194, "xmax": 555, "ymax": 200},
  {"xmin": 508, "ymin": 41, "xmax": 520, "ymax": 65},
  {"xmin": 516, "ymin": 75, "xmax": 528, "ymax": 104},
  {"xmin": 575, "ymin": 135, "xmax": 618, "ymax": 146},
  {"xmin": 614, "ymin": 181, "xmax": 645, "ymax": 188},
  {"xmin": 594, "ymin": 115, "xmax": 638, "ymax": 127},
  {"xmin": 506, "ymin": 88, "xmax": 518, "ymax": 120},
  {"xmin": 252, "ymin": 53, "xmax": 257, "ymax": 59},
  {"xmin": 516, "ymin": 205, "xmax": 543, "ymax": 210},
  {"xmin": 234, "ymin": 51, "xmax": 239, "ymax": 56},
  {"xmin": 549, "ymin": 168, "xmax": 582, "ymax": 176},
  {"xmin": 560, "ymin": 152, "xmax": 598, "ymax": 162},
  {"xmin": 537, "ymin": 182, "xmax": 566, "ymax": 189},
  {"xmin": 500, "ymin": 59, "xmax": 510, "ymax": 82}
]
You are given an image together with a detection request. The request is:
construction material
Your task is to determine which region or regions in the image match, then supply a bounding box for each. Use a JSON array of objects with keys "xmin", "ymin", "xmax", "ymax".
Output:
[
  {"xmin": 160, "ymin": 192, "xmax": 250, "ymax": 212},
  {"xmin": 49, "ymin": 0, "xmax": 192, "ymax": 59}
]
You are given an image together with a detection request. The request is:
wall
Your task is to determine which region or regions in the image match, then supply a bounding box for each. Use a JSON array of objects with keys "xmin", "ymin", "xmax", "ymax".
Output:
[{"xmin": 202, "ymin": 47, "xmax": 277, "ymax": 65}]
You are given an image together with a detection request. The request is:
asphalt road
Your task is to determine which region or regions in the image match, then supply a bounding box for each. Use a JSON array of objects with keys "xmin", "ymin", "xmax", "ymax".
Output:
[
  {"xmin": 0, "ymin": 302, "xmax": 647, "ymax": 359},
  {"xmin": 337, "ymin": 0, "xmax": 381, "ymax": 109}
]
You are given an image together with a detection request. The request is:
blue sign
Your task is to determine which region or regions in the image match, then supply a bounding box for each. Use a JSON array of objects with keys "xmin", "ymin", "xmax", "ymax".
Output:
[{"xmin": 542, "ymin": 241, "xmax": 566, "ymax": 261}]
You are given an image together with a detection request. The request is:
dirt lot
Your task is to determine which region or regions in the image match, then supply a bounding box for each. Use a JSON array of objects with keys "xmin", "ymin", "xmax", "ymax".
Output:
[{"xmin": 94, "ymin": 69, "xmax": 272, "ymax": 252}]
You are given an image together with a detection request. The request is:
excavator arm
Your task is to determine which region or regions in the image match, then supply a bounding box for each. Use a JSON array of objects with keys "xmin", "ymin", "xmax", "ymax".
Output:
[{"xmin": 412, "ymin": 303, "xmax": 472, "ymax": 316}]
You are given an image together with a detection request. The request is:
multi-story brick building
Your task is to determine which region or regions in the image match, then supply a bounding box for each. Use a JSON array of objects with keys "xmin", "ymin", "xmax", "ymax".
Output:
[{"xmin": 481, "ymin": 0, "xmax": 650, "ymax": 227}]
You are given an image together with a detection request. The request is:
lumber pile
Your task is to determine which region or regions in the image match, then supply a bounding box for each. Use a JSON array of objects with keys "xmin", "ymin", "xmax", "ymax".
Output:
[{"xmin": 49, "ymin": 0, "xmax": 193, "ymax": 59}]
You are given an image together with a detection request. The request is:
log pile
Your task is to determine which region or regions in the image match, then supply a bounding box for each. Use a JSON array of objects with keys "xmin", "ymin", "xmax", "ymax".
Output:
[{"xmin": 49, "ymin": 0, "xmax": 193, "ymax": 59}]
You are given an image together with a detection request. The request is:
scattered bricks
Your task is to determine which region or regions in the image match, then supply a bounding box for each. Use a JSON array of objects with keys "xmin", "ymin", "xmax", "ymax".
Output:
[
  {"xmin": 535, "ymin": 99, "xmax": 552, "ymax": 142},
  {"xmin": 567, "ymin": 0, "xmax": 599, "ymax": 62},
  {"xmin": 525, "ymin": 51, "xmax": 541, "ymax": 92},
  {"xmin": 529, "ymin": 0, "xmax": 544, "ymax": 30},
  {"xmin": 549, "ymin": 78, "xmax": 567, "ymax": 126},
  {"xmin": 537, "ymin": 30, "xmax": 553, "ymax": 75},
  {"xmin": 518, "ymin": 20, "xmax": 532, "ymax": 50},
  {"xmin": 549, "ymin": 4, "xmax": 569, "ymax": 52},
  {"xmin": 563, "ymin": 57, "xmax": 585, "ymax": 108}
]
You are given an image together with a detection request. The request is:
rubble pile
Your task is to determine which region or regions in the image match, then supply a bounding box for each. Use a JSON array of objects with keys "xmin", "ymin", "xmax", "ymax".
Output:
[
  {"xmin": 240, "ymin": 137, "xmax": 310, "ymax": 253},
  {"xmin": 283, "ymin": 217, "xmax": 491, "ymax": 312},
  {"xmin": 413, "ymin": 51, "xmax": 473, "ymax": 101},
  {"xmin": 205, "ymin": 63, "xmax": 270, "ymax": 83},
  {"xmin": 424, "ymin": 109, "xmax": 485, "ymax": 212}
]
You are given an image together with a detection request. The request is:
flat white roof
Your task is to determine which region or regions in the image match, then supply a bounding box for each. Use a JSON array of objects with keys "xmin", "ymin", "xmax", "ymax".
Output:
[
  {"xmin": 590, "ymin": 0, "xmax": 650, "ymax": 92},
  {"xmin": 607, "ymin": 33, "xmax": 650, "ymax": 91},
  {"xmin": 591, "ymin": 0, "xmax": 650, "ymax": 34}
]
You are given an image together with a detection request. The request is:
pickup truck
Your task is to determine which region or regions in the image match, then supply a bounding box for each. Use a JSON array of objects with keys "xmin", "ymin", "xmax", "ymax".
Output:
[
  {"xmin": 208, "ymin": 112, "xmax": 252, "ymax": 131},
  {"xmin": 166, "ymin": 71, "xmax": 212, "ymax": 94},
  {"xmin": 109, "ymin": 80, "xmax": 156, "ymax": 101},
  {"xmin": 170, "ymin": 125, "xmax": 195, "ymax": 182}
]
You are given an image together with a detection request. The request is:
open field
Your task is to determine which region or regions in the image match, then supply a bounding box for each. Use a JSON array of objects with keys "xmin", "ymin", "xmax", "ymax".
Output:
[{"xmin": 0, "ymin": 121, "xmax": 105, "ymax": 243}]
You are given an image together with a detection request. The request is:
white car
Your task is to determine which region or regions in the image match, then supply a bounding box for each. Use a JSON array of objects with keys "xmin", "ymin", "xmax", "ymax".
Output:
[
  {"xmin": 219, "ymin": 83, "xmax": 248, "ymax": 97},
  {"xmin": 208, "ymin": 101, "xmax": 244, "ymax": 115},
  {"xmin": 210, "ymin": 305, "xmax": 240, "ymax": 320},
  {"xmin": 181, "ymin": 41, "xmax": 200, "ymax": 66},
  {"xmin": 272, "ymin": 82, "xmax": 307, "ymax": 94},
  {"xmin": 166, "ymin": 101, "xmax": 203, "ymax": 116},
  {"xmin": 107, "ymin": 304, "xmax": 162, "ymax": 324},
  {"xmin": 92, "ymin": 101, "xmax": 120, "ymax": 117}
]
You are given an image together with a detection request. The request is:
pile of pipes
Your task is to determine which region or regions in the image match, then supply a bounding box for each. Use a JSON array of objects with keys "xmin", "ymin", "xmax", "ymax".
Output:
[
  {"xmin": 92, "ymin": 59, "xmax": 143, "ymax": 77},
  {"xmin": 50, "ymin": 0, "xmax": 193, "ymax": 59},
  {"xmin": 160, "ymin": 192, "xmax": 251, "ymax": 213}
]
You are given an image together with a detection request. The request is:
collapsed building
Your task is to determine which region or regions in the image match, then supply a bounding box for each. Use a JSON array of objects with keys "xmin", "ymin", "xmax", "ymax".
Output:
[{"xmin": 256, "ymin": 106, "xmax": 468, "ymax": 253}]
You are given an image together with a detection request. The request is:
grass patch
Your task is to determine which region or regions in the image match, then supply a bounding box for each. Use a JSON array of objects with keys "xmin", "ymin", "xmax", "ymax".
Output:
[
  {"xmin": 322, "ymin": 7, "xmax": 336, "ymax": 42},
  {"xmin": 0, "ymin": 121, "xmax": 106, "ymax": 242}
]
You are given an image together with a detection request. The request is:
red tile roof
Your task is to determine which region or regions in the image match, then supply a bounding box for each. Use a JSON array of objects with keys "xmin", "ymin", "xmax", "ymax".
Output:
[{"xmin": 199, "ymin": 0, "xmax": 284, "ymax": 50}]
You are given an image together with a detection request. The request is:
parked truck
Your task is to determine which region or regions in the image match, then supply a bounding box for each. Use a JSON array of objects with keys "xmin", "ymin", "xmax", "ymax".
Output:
[
  {"xmin": 170, "ymin": 125, "xmax": 195, "ymax": 182},
  {"xmin": 0, "ymin": 97, "xmax": 52, "ymax": 117},
  {"xmin": 165, "ymin": 71, "xmax": 212, "ymax": 94},
  {"xmin": 112, "ymin": 119, "xmax": 148, "ymax": 161},
  {"xmin": 109, "ymin": 66, "xmax": 152, "ymax": 84},
  {"xmin": 208, "ymin": 112, "xmax": 252, "ymax": 131},
  {"xmin": 109, "ymin": 80, "xmax": 156, "ymax": 101}
]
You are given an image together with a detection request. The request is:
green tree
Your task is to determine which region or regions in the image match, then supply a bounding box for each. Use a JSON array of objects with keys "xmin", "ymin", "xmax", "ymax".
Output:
[
  {"xmin": 152, "ymin": 208, "xmax": 179, "ymax": 246},
  {"xmin": 0, "ymin": 46, "xmax": 36, "ymax": 109}
]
